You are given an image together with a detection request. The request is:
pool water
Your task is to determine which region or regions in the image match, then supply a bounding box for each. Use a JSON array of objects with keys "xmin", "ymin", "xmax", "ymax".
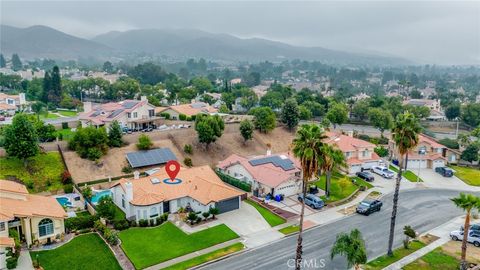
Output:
[
  {"xmin": 91, "ymin": 190, "xmax": 112, "ymax": 204},
  {"xmin": 56, "ymin": 197, "xmax": 71, "ymax": 207}
]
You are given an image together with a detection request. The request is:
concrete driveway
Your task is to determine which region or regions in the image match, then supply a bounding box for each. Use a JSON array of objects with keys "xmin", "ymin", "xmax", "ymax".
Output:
[
  {"xmin": 417, "ymin": 168, "xmax": 480, "ymax": 191},
  {"xmin": 217, "ymin": 201, "xmax": 271, "ymax": 236}
]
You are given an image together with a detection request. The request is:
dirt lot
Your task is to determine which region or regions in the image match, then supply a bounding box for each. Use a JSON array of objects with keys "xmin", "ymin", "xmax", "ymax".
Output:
[
  {"xmin": 441, "ymin": 240, "xmax": 480, "ymax": 264},
  {"xmin": 254, "ymin": 126, "xmax": 296, "ymax": 153}
]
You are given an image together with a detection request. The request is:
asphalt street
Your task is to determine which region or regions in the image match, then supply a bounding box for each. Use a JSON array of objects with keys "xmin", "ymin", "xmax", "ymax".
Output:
[{"xmin": 200, "ymin": 189, "xmax": 477, "ymax": 270}]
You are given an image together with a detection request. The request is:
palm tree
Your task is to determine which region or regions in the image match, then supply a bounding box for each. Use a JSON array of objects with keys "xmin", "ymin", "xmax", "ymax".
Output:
[
  {"xmin": 331, "ymin": 229, "xmax": 367, "ymax": 270},
  {"xmin": 387, "ymin": 111, "xmax": 422, "ymax": 256},
  {"xmin": 31, "ymin": 101, "xmax": 47, "ymax": 120},
  {"xmin": 451, "ymin": 193, "xmax": 480, "ymax": 270},
  {"xmin": 319, "ymin": 144, "xmax": 347, "ymax": 198},
  {"xmin": 292, "ymin": 124, "xmax": 327, "ymax": 269}
]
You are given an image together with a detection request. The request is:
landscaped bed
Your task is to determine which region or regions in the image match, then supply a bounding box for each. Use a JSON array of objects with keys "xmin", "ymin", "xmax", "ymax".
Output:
[
  {"xmin": 364, "ymin": 240, "xmax": 426, "ymax": 270},
  {"xmin": 245, "ymin": 199, "xmax": 286, "ymax": 227},
  {"xmin": 0, "ymin": 152, "xmax": 65, "ymax": 192},
  {"xmin": 450, "ymin": 165, "xmax": 480, "ymax": 186},
  {"xmin": 163, "ymin": 243, "xmax": 244, "ymax": 270},
  {"xmin": 403, "ymin": 247, "xmax": 460, "ymax": 270},
  {"xmin": 30, "ymin": 233, "xmax": 122, "ymax": 270},
  {"xmin": 119, "ymin": 222, "xmax": 239, "ymax": 269},
  {"xmin": 389, "ymin": 165, "xmax": 423, "ymax": 182},
  {"xmin": 313, "ymin": 172, "xmax": 373, "ymax": 203},
  {"xmin": 278, "ymin": 225, "xmax": 300, "ymax": 235}
]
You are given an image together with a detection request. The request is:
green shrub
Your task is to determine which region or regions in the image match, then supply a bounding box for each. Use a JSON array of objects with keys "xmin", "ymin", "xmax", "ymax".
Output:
[
  {"xmin": 161, "ymin": 213, "xmax": 169, "ymax": 222},
  {"xmin": 62, "ymin": 122, "xmax": 69, "ymax": 129},
  {"xmin": 122, "ymin": 165, "xmax": 133, "ymax": 174},
  {"xmin": 77, "ymin": 228, "xmax": 92, "ymax": 234},
  {"xmin": 160, "ymin": 112, "xmax": 170, "ymax": 120},
  {"xmin": 6, "ymin": 257, "xmax": 17, "ymax": 269},
  {"xmin": 61, "ymin": 170, "xmax": 72, "ymax": 184},
  {"xmin": 184, "ymin": 157, "xmax": 193, "ymax": 167},
  {"xmin": 65, "ymin": 215, "xmax": 97, "ymax": 231},
  {"xmin": 374, "ymin": 146, "xmax": 389, "ymax": 157},
  {"xmin": 215, "ymin": 170, "xmax": 251, "ymax": 192},
  {"xmin": 186, "ymin": 116, "xmax": 192, "ymax": 121},
  {"xmin": 357, "ymin": 134, "xmax": 370, "ymax": 141},
  {"xmin": 136, "ymin": 134, "xmax": 153, "ymax": 150},
  {"xmin": 179, "ymin": 114, "xmax": 187, "ymax": 121},
  {"xmin": 155, "ymin": 217, "xmax": 163, "ymax": 226},
  {"xmin": 149, "ymin": 219, "xmax": 155, "ymax": 226},
  {"xmin": 113, "ymin": 219, "xmax": 130, "ymax": 231},
  {"xmin": 138, "ymin": 219, "xmax": 148, "ymax": 227},
  {"xmin": 438, "ymin": 138, "xmax": 459, "ymax": 149},
  {"xmin": 190, "ymin": 114, "xmax": 197, "ymax": 121},
  {"xmin": 96, "ymin": 197, "xmax": 116, "ymax": 220},
  {"xmin": 63, "ymin": 184, "xmax": 73, "ymax": 194},
  {"xmin": 184, "ymin": 144, "xmax": 193, "ymax": 154}
]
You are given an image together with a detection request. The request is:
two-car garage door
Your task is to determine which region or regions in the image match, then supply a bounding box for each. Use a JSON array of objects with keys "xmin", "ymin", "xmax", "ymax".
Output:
[{"xmin": 216, "ymin": 197, "xmax": 240, "ymax": 213}]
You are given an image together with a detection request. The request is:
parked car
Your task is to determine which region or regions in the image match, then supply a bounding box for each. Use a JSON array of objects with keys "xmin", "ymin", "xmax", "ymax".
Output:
[
  {"xmin": 450, "ymin": 230, "xmax": 480, "ymax": 247},
  {"xmin": 356, "ymin": 171, "xmax": 375, "ymax": 182},
  {"xmin": 308, "ymin": 185, "xmax": 319, "ymax": 194},
  {"xmin": 122, "ymin": 127, "xmax": 133, "ymax": 134},
  {"xmin": 460, "ymin": 224, "xmax": 480, "ymax": 234},
  {"xmin": 435, "ymin": 167, "xmax": 454, "ymax": 177},
  {"xmin": 356, "ymin": 199, "xmax": 382, "ymax": 215},
  {"xmin": 298, "ymin": 193, "xmax": 325, "ymax": 209},
  {"xmin": 372, "ymin": 166, "xmax": 395, "ymax": 179}
]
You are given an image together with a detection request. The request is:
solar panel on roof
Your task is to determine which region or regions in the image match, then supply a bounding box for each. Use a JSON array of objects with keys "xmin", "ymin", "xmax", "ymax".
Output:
[
  {"xmin": 126, "ymin": 148, "xmax": 177, "ymax": 168},
  {"xmin": 122, "ymin": 101, "xmax": 138, "ymax": 109},
  {"xmin": 248, "ymin": 155, "xmax": 295, "ymax": 171},
  {"xmin": 191, "ymin": 103, "xmax": 206, "ymax": 109},
  {"xmin": 90, "ymin": 111, "xmax": 101, "ymax": 117},
  {"xmin": 108, "ymin": 109, "xmax": 124, "ymax": 118}
]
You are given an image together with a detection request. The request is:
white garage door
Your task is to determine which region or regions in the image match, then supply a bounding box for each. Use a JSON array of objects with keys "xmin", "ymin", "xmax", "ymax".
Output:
[
  {"xmin": 432, "ymin": 160, "xmax": 445, "ymax": 169},
  {"xmin": 274, "ymin": 183, "xmax": 300, "ymax": 197},
  {"xmin": 349, "ymin": 164, "xmax": 362, "ymax": 175},
  {"xmin": 407, "ymin": 160, "xmax": 427, "ymax": 169}
]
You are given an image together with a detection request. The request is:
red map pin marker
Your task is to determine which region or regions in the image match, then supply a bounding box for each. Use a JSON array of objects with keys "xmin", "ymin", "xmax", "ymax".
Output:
[{"xmin": 165, "ymin": 160, "xmax": 180, "ymax": 181}]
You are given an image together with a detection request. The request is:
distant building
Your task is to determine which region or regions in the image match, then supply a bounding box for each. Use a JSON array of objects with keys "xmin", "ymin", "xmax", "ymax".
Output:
[
  {"xmin": 352, "ymin": 92, "xmax": 370, "ymax": 101},
  {"xmin": 79, "ymin": 96, "xmax": 158, "ymax": 130},
  {"xmin": 230, "ymin": 78, "xmax": 242, "ymax": 85},
  {"xmin": 403, "ymin": 99, "xmax": 442, "ymax": 111},
  {"xmin": 0, "ymin": 93, "xmax": 27, "ymax": 115},
  {"xmin": 389, "ymin": 134, "xmax": 447, "ymax": 170},
  {"xmin": 157, "ymin": 101, "xmax": 218, "ymax": 120}
]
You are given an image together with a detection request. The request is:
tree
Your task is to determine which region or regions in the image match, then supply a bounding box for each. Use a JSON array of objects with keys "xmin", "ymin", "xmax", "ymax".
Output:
[
  {"xmin": 461, "ymin": 144, "xmax": 479, "ymax": 163},
  {"xmin": 195, "ymin": 114, "xmax": 225, "ymax": 148},
  {"xmin": 330, "ymin": 229, "xmax": 367, "ymax": 270},
  {"xmin": 239, "ymin": 119, "xmax": 254, "ymax": 143},
  {"xmin": 404, "ymin": 105, "xmax": 430, "ymax": 120},
  {"xmin": 298, "ymin": 105, "xmax": 312, "ymax": 120},
  {"xmin": 451, "ymin": 193, "xmax": 480, "ymax": 270},
  {"xmin": 259, "ymin": 91, "xmax": 284, "ymax": 110},
  {"xmin": 445, "ymin": 103, "xmax": 461, "ymax": 121},
  {"xmin": 368, "ymin": 108, "xmax": 394, "ymax": 137},
  {"xmin": 292, "ymin": 124, "xmax": 327, "ymax": 269},
  {"xmin": 108, "ymin": 121, "xmax": 123, "ymax": 147},
  {"xmin": 352, "ymin": 99, "xmax": 370, "ymax": 121},
  {"xmin": 30, "ymin": 101, "xmax": 47, "ymax": 120},
  {"xmin": 48, "ymin": 66, "xmax": 63, "ymax": 105},
  {"xmin": 403, "ymin": 225, "xmax": 416, "ymax": 249},
  {"xmin": 302, "ymin": 101, "xmax": 324, "ymax": 117},
  {"xmin": 409, "ymin": 89, "xmax": 422, "ymax": 99},
  {"xmin": 318, "ymin": 144, "xmax": 347, "ymax": 198},
  {"xmin": 326, "ymin": 103, "xmax": 348, "ymax": 128},
  {"xmin": 137, "ymin": 134, "xmax": 153, "ymax": 150},
  {"xmin": 128, "ymin": 62, "xmax": 167, "ymax": 85},
  {"xmin": 209, "ymin": 207, "xmax": 219, "ymax": 219},
  {"xmin": 68, "ymin": 126, "xmax": 109, "ymax": 160},
  {"xmin": 281, "ymin": 98, "xmax": 300, "ymax": 131},
  {"xmin": 0, "ymin": 54, "xmax": 5, "ymax": 68},
  {"xmin": 3, "ymin": 114, "xmax": 39, "ymax": 166},
  {"xmin": 461, "ymin": 103, "xmax": 480, "ymax": 127},
  {"xmin": 191, "ymin": 77, "xmax": 213, "ymax": 93},
  {"xmin": 11, "ymin": 54, "xmax": 22, "ymax": 71},
  {"xmin": 218, "ymin": 104, "xmax": 229, "ymax": 113},
  {"xmin": 41, "ymin": 71, "xmax": 51, "ymax": 104},
  {"xmin": 251, "ymin": 107, "xmax": 276, "ymax": 133},
  {"xmin": 387, "ymin": 112, "xmax": 422, "ymax": 257},
  {"xmin": 96, "ymin": 197, "xmax": 116, "ymax": 220},
  {"xmin": 103, "ymin": 61, "xmax": 114, "ymax": 73}
]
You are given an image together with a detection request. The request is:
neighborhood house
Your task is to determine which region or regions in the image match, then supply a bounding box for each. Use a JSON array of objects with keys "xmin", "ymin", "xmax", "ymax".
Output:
[
  {"xmin": 389, "ymin": 134, "xmax": 447, "ymax": 169},
  {"xmin": 158, "ymin": 101, "xmax": 218, "ymax": 120},
  {"xmin": 217, "ymin": 152, "xmax": 302, "ymax": 197},
  {"xmin": 0, "ymin": 93, "xmax": 27, "ymax": 116},
  {"xmin": 110, "ymin": 166, "xmax": 244, "ymax": 223}
]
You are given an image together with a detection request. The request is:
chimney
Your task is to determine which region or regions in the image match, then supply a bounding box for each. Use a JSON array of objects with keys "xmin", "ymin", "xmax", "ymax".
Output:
[
  {"xmin": 347, "ymin": 130, "xmax": 354, "ymax": 137},
  {"xmin": 125, "ymin": 181, "xmax": 133, "ymax": 202},
  {"xmin": 83, "ymin": 101, "xmax": 92, "ymax": 113},
  {"xmin": 19, "ymin": 93, "xmax": 26, "ymax": 105},
  {"xmin": 133, "ymin": 171, "xmax": 140, "ymax": 180},
  {"xmin": 266, "ymin": 143, "xmax": 272, "ymax": 156},
  {"xmin": 140, "ymin": 96, "xmax": 147, "ymax": 102}
]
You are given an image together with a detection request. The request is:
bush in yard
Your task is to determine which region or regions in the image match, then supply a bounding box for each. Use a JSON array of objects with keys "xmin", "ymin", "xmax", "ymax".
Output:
[
  {"xmin": 215, "ymin": 170, "xmax": 252, "ymax": 192},
  {"xmin": 68, "ymin": 126, "xmax": 109, "ymax": 160},
  {"xmin": 196, "ymin": 216, "xmax": 202, "ymax": 224},
  {"xmin": 6, "ymin": 257, "xmax": 17, "ymax": 269},
  {"xmin": 239, "ymin": 119, "xmax": 254, "ymax": 143},
  {"xmin": 62, "ymin": 122, "xmax": 69, "ymax": 129},
  {"xmin": 63, "ymin": 184, "xmax": 73, "ymax": 193},
  {"xmin": 113, "ymin": 219, "xmax": 130, "ymax": 231},
  {"xmin": 209, "ymin": 207, "xmax": 219, "ymax": 219},
  {"xmin": 94, "ymin": 220, "xmax": 118, "ymax": 245},
  {"xmin": 403, "ymin": 225, "xmax": 416, "ymax": 249},
  {"xmin": 374, "ymin": 146, "xmax": 389, "ymax": 157},
  {"xmin": 149, "ymin": 219, "xmax": 155, "ymax": 226},
  {"xmin": 122, "ymin": 165, "xmax": 133, "ymax": 174},
  {"xmin": 161, "ymin": 213, "xmax": 169, "ymax": 222},
  {"xmin": 202, "ymin": 212, "xmax": 210, "ymax": 220},
  {"xmin": 107, "ymin": 120, "xmax": 123, "ymax": 147},
  {"xmin": 82, "ymin": 187, "xmax": 92, "ymax": 201},
  {"xmin": 184, "ymin": 157, "xmax": 193, "ymax": 167},
  {"xmin": 65, "ymin": 215, "xmax": 97, "ymax": 231},
  {"xmin": 184, "ymin": 144, "xmax": 193, "ymax": 154},
  {"xmin": 357, "ymin": 134, "xmax": 370, "ymax": 141},
  {"xmin": 136, "ymin": 134, "xmax": 153, "ymax": 150},
  {"xmin": 179, "ymin": 114, "xmax": 187, "ymax": 121},
  {"xmin": 129, "ymin": 220, "xmax": 137, "ymax": 227},
  {"xmin": 190, "ymin": 114, "xmax": 197, "ymax": 121},
  {"xmin": 138, "ymin": 219, "xmax": 148, "ymax": 227},
  {"xmin": 61, "ymin": 170, "xmax": 72, "ymax": 184},
  {"xmin": 187, "ymin": 212, "xmax": 198, "ymax": 225},
  {"xmin": 160, "ymin": 112, "xmax": 170, "ymax": 119},
  {"xmin": 96, "ymin": 196, "xmax": 116, "ymax": 220},
  {"xmin": 155, "ymin": 217, "xmax": 163, "ymax": 226}
]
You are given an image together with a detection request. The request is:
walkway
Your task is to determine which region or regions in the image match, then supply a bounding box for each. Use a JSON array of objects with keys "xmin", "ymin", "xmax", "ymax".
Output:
[
  {"xmin": 143, "ymin": 239, "xmax": 241, "ymax": 270},
  {"xmin": 16, "ymin": 251, "xmax": 33, "ymax": 270}
]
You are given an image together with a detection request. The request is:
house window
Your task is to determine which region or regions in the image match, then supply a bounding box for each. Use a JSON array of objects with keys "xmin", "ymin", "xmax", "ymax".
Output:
[
  {"xmin": 0, "ymin": 222, "xmax": 5, "ymax": 232},
  {"xmin": 127, "ymin": 112, "xmax": 131, "ymax": 118},
  {"xmin": 143, "ymin": 210, "xmax": 147, "ymax": 219},
  {"xmin": 133, "ymin": 112, "xmax": 138, "ymax": 118},
  {"xmin": 7, "ymin": 99, "xmax": 14, "ymax": 105},
  {"xmin": 150, "ymin": 207, "xmax": 158, "ymax": 218},
  {"xmin": 149, "ymin": 110, "xmax": 154, "ymax": 117},
  {"xmin": 121, "ymin": 194, "xmax": 125, "ymax": 208},
  {"xmin": 38, "ymin": 218, "xmax": 54, "ymax": 237},
  {"xmin": 362, "ymin": 151, "xmax": 367, "ymax": 157}
]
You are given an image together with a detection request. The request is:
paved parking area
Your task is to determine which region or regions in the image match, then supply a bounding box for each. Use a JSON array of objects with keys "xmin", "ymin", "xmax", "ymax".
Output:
[
  {"xmin": 417, "ymin": 168, "xmax": 480, "ymax": 191},
  {"xmin": 268, "ymin": 196, "xmax": 318, "ymax": 216},
  {"xmin": 217, "ymin": 201, "xmax": 271, "ymax": 236}
]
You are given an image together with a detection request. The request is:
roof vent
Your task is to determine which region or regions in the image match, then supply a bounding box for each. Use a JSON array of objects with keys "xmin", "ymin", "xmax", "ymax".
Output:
[{"xmin": 151, "ymin": 178, "xmax": 160, "ymax": 184}]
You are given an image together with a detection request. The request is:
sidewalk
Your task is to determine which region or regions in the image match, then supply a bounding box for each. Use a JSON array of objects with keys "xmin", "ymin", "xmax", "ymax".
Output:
[
  {"xmin": 16, "ymin": 251, "xmax": 33, "ymax": 270},
  {"xmin": 143, "ymin": 239, "xmax": 241, "ymax": 270}
]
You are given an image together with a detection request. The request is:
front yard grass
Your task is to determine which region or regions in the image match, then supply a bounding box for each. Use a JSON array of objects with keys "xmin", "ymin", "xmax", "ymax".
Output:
[
  {"xmin": 389, "ymin": 165, "xmax": 423, "ymax": 182},
  {"xmin": 0, "ymin": 152, "xmax": 65, "ymax": 192},
  {"xmin": 55, "ymin": 128, "xmax": 76, "ymax": 141},
  {"xmin": 450, "ymin": 165, "xmax": 480, "ymax": 186},
  {"xmin": 163, "ymin": 243, "xmax": 244, "ymax": 270},
  {"xmin": 119, "ymin": 222, "xmax": 239, "ymax": 269},
  {"xmin": 245, "ymin": 199, "xmax": 286, "ymax": 227},
  {"xmin": 403, "ymin": 247, "xmax": 460, "ymax": 270},
  {"xmin": 30, "ymin": 233, "xmax": 122, "ymax": 270},
  {"xmin": 364, "ymin": 240, "xmax": 426, "ymax": 270},
  {"xmin": 113, "ymin": 205, "xmax": 126, "ymax": 220},
  {"xmin": 39, "ymin": 112, "xmax": 60, "ymax": 119},
  {"xmin": 313, "ymin": 172, "xmax": 372, "ymax": 204},
  {"xmin": 57, "ymin": 110, "xmax": 78, "ymax": 117},
  {"xmin": 278, "ymin": 225, "xmax": 300, "ymax": 235}
]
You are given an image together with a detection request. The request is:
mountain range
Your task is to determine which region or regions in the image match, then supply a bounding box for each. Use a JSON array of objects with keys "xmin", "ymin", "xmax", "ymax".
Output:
[{"xmin": 0, "ymin": 25, "xmax": 410, "ymax": 65}]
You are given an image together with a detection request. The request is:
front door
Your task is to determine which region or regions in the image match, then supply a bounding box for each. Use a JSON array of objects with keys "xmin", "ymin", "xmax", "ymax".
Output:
[{"xmin": 163, "ymin": 201, "xmax": 170, "ymax": 213}]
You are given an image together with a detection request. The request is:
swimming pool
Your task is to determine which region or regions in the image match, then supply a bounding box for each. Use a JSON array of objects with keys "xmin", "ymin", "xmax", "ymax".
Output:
[
  {"xmin": 56, "ymin": 197, "xmax": 72, "ymax": 207},
  {"xmin": 91, "ymin": 190, "xmax": 112, "ymax": 204}
]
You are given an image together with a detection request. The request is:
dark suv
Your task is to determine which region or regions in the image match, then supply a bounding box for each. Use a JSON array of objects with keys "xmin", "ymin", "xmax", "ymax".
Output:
[
  {"xmin": 435, "ymin": 167, "xmax": 454, "ymax": 177},
  {"xmin": 356, "ymin": 199, "xmax": 382, "ymax": 215},
  {"xmin": 356, "ymin": 171, "xmax": 374, "ymax": 182}
]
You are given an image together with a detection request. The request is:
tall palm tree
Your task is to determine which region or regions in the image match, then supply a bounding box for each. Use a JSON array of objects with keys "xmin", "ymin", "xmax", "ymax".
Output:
[
  {"xmin": 292, "ymin": 124, "xmax": 327, "ymax": 269},
  {"xmin": 451, "ymin": 193, "xmax": 480, "ymax": 270},
  {"xmin": 319, "ymin": 144, "xmax": 347, "ymax": 198},
  {"xmin": 330, "ymin": 229, "xmax": 367, "ymax": 270},
  {"xmin": 387, "ymin": 111, "xmax": 422, "ymax": 256}
]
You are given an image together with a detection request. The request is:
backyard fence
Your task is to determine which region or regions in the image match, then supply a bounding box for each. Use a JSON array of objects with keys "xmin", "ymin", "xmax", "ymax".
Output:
[{"xmin": 215, "ymin": 169, "xmax": 252, "ymax": 192}]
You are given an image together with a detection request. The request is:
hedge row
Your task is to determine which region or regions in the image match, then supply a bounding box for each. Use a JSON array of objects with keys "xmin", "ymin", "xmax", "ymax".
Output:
[
  {"xmin": 215, "ymin": 170, "xmax": 251, "ymax": 192},
  {"xmin": 65, "ymin": 215, "xmax": 99, "ymax": 231}
]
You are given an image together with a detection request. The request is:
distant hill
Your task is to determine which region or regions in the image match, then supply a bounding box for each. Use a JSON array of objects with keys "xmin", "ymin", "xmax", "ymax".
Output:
[{"xmin": 0, "ymin": 25, "xmax": 112, "ymax": 60}]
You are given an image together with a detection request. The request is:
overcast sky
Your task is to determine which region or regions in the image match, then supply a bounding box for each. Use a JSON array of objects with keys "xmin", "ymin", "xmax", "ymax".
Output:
[{"xmin": 1, "ymin": 1, "xmax": 479, "ymax": 65}]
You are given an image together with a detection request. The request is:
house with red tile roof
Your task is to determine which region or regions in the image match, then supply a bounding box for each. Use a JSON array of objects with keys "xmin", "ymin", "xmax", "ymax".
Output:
[
  {"xmin": 110, "ymin": 166, "xmax": 244, "ymax": 223},
  {"xmin": 324, "ymin": 132, "xmax": 382, "ymax": 174},
  {"xmin": 157, "ymin": 101, "xmax": 218, "ymax": 120},
  {"xmin": 79, "ymin": 96, "xmax": 160, "ymax": 130},
  {"xmin": 0, "ymin": 93, "xmax": 27, "ymax": 115},
  {"xmin": 217, "ymin": 152, "xmax": 303, "ymax": 197},
  {"xmin": 388, "ymin": 134, "xmax": 447, "ymax": 169}
]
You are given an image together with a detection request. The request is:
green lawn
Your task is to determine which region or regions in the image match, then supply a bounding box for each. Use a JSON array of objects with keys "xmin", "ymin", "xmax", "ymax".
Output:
[
  {"xmin": 312, "ymin": 172, "xmax": 372, "ymax": 203},
  {"xmin": 119, "ymin": 222, "xmax": 239, "ymax": 269},
  {"xmin": 30, "ymin": 233, "xmax": 121, "ymax": 270},
  {"xmin": 163, "ymin": 243, "xmax": 244, "ymax": 270},
  {"xmin": 245, "ymin": 199, "xmax": 286, "ymax": 227},
  {"xmin": 40, "ymin": 112, "xmax": 60, "ymax": 119},
  {"xmin": 403, "ymin": 247, "xmax": 460, "ymax": 270},
  {"xmin": 55, "ymin": 128, "xmax": 76, "ymax": 141},
  {"xmin": 57, "ymin": 110, "xmax": 78, "ymax": 117},
  {"xmin": 278, "ymin": 225, "xmax": 300, "ymax": 235},
  {"xmin": 389, "ymin": 165, "xmax": 423, "ymax": 182},
  {"xmin": 0, "ymin": 152, "xmax": 65, "ymax": 192},
  {"xmin": 450, "ymin": 165, "xmax": 480, "ymax": 186},
  {"xmin": 364, "ymin": 240, "xmax": 426, "ymax": 270},
  {"xmin": 113, "ymin": 205, "xmax": 126, "ymax": 220}
]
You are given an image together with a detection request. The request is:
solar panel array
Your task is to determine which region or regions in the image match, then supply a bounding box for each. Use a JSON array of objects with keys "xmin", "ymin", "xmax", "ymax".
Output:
[
  {"xmin": 126, "ymin": 148, "xmax": 177, "ymax": 168},
  {"xmin": 122, "ymin": 101, "xmax": 138, "ymax": 109},
  {"xmin": 248, "ymin": 155, "xmax": 295, "ymax": 171},
  {"xmin": 191, "ymin": 102, "xmax": 206, "ymax": 109},
  {"xmin": 108, "ymin": 109, "xmax": 124, "ymax": 118}
]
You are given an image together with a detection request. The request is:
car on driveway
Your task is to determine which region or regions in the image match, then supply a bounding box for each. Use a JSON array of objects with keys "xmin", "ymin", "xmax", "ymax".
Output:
[
  {"xmin": 356, "ymin": 199, "xmax": 382, "ymax": 215},
  {"xmin": 450, "ymin": 230, "xmax": 480, "ymax": 247},
  {"xmin": 356, "ymin": 171, "xmax": 374, "ymax": 182},
  {"xmin": 435, "ymin": 167, "xmax": 454, "ymax": 177},
  {"xmin": 460, "ymin": 224, "xmax": 480, "ymax": 234},
  {"xmin": 298, "ymin": 193, "xmax": 324, "ymax": 209},
  {"xmin": 372, "ymin": 166, "xmax": 395, "ymax": 179}
]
